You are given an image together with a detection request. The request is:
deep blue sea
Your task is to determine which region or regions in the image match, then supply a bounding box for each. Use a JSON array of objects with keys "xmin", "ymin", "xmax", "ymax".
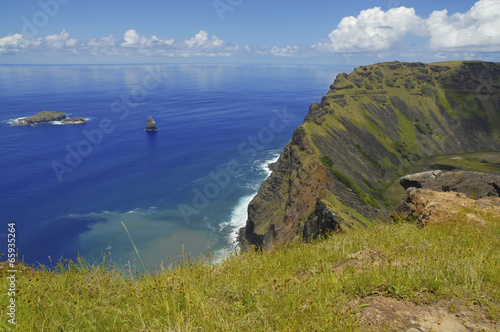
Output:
[{"xmin": 0, "ymin": 64, "xmax": 349, "ymax": 271}]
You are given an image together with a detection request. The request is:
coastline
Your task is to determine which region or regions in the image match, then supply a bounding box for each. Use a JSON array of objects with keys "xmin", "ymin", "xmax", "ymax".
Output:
[{"xmin": 214, "ymin": 152, "xmax": 281, "ymax": 261}]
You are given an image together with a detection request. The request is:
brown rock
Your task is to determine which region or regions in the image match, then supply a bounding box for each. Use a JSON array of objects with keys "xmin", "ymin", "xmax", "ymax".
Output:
[
  {"xmin": 393, "ymin": 188, "xmax": 500, "ymax": 225},
  {"xmin": 400, "ymin": 170, "xmax": 500, "ymax": 199},
  {"xmin": 63, "ymin": 117, "xmax": 87, "ymax": 124}
]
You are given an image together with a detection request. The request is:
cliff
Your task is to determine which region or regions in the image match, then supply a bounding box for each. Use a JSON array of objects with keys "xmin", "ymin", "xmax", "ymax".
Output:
[{"xmin": 241, "ymin": 61, "xmax": 500, "ymax": 249}]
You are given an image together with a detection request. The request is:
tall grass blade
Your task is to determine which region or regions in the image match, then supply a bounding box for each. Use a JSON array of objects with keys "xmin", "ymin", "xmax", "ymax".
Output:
[{"xmin": 121, "ymin": 220, "xmax": 147, "ymax": 274}]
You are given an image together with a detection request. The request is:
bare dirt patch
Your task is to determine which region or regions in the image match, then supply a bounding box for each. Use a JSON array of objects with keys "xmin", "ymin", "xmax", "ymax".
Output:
[
  {"xmin": 334, "ymin": 248, "xmax": 387, "ymax": 271},
  {"xmin": 356, "ymin": 296, "xmax": 499, "ymax": 331}
]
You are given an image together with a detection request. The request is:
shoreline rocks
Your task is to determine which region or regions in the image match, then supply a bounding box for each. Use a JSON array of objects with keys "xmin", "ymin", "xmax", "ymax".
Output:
[{"xmin": 267, "ymin": 162, "xmax": 277, "ymax": 171}]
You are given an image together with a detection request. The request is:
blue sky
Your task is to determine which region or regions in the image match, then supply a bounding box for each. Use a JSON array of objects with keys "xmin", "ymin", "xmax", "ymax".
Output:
[{"xmin": 1, "ymin": 0, "xmax": 499, "ymax": 65}]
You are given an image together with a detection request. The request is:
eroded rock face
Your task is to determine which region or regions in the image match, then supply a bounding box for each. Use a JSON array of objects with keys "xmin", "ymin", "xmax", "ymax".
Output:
[
  {"xmin": 400, "ymin": 170, "xmax": 500, "ymax": 198},
  {"xmin": 146, "ymin": 116, "xmax": 158, "ymax": 131},
  {"xmin": 302, "ymin": 197, "xmax": 342, "ymax": 241},
  {"xmin": 393, "ymin": 188, "xmax": 500, "ymax": 225}
]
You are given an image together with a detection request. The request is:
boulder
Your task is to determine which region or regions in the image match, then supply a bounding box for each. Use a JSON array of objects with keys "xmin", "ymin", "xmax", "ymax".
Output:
[
  {"xmin": 146, "ymin": 116, "xmax": 158, "ymax": 131},
  {"xmin": 400, "ymin": 170, "xmax": 500, "ymax": 199}
]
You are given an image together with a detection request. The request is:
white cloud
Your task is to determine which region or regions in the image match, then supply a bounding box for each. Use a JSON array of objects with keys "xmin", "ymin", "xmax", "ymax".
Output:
[
  {"xmin": 316, "ymin": 0, "xmax": 500, "ymax": 54},
  {"xmin": 271, "ymin": 45, "xmax": 299, "ymax": 57},
  {"xmin": 0, "ymin": 29, "xmax": 240, "ymax": 58},
  {"xmin": 0, "ymin": 33, "xmax": 24, "ymax": 47},
  {"xmin": 86, "ymin": 34, "xmax": 116, "ymax": 49},
  {"xmin": 2, "ymin": 1, "xmax": 499, "ymax": 63},
  {"xmin": 151, "ymin": 35, "xmax": 174, "ymax": 46},
  {"xmin": 184, "ymin": 30, "xmax": 208, "ymax": 47},
  {"xmin": 120, "ymin": 29, "xmax": 174, "ymax": 48},
  {"xmin": 44, "ymin": 30, "xmax": 79, "ymax": 48},
  {"xmin": 121, "ymin": 29, "xmax": 140, "ymax": 47},
  {"xmin": 184, "ymin": 30, "xmax": 225, "ymax": 49},
  {"xmin": 0, "ymin": 33, "xmax": 41, "ymax": 52},
  {"xmin": 317, "ymin": 6, "xmax": 423, "ymax": 52},
  {"xmin": 0, "ymin": 29, "xmax": 79, "ymax": 53},
  {"xmin": 427, "ymin": 0, "xmax": 500, "ymax": 51},
  {"xmin": 178, "ymin": 30, "xmax": 240, "ymax": 57}
]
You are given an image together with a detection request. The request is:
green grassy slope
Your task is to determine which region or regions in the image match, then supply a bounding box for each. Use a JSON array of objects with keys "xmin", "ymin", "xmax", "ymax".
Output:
[{"xmin": 1, "ymin": 207, "xmax": 499, "ymax": 331}]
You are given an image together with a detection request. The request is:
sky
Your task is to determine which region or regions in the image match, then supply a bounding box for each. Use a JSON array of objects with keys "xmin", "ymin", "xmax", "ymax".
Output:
[{"xmin": 0, "ymin": 0, "xmax": 499, "ymax": 65}]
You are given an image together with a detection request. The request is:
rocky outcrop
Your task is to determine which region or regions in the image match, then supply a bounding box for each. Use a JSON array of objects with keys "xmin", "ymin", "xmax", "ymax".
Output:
[
  {"xmin": 393, "ymin": 188, "xmax": 500, "ymax": 225},
  {"xmin": 302, "ymin": 197, "xmax": 342, "ymax": 241},
  {"xmin": 400, "ymin": 170, "xmax": 500, "ymax": 198},
  {"xmin": 13, "ymin": 111, "xmax": 87, "ymax": 125},
  {"xmin": 267, "ymin": 162, "xmax": 277, "ymax": 171},
  {"xmin": 241, "ymin": 61, "xmax": 500, "ymax": 249},
  {"xmin": 146, "ymin": 116, "xmax": 158, "ymax": 131},
  {"xmin": 62, "ymin": 117, "xmax": 87, "ymax": 125}
]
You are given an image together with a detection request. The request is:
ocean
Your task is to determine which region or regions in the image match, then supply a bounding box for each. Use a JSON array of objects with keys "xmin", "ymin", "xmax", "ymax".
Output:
[{"xmin": 0, "ymin": 63, "xmax": 349, "ymax": 271}]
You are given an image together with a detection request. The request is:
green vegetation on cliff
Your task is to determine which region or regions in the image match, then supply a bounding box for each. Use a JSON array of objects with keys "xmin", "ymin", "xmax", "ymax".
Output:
[
  {"xmin": 2, "ymin": 208, "xmax": 499, "ymax": 330},
  {"xmin": 320, "ymin": 155, "xmax": 381, "ymax": 209},
  {"xmin": 243, "ymin": 61, "xmax": 500, "ymax": 248}
]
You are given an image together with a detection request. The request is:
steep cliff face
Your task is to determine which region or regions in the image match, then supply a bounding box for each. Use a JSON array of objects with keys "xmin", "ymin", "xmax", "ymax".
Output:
[{"xmin": 241, "ymin": 61, "xmax": 500, "ymax": 249}]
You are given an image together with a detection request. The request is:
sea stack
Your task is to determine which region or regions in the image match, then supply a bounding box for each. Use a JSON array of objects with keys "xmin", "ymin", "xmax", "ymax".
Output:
[{"xmin": 146, "ymin": 116, "xmax": 158, "ymax": 131}]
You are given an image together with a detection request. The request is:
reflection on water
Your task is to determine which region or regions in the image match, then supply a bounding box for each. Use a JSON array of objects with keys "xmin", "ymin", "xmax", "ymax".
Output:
[{"xmin": 146, "ymin": 130, "xmax": 158, "ymax": 149}]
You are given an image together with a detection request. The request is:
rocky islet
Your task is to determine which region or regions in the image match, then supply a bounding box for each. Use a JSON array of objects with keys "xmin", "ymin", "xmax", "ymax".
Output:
[{"xmin": 13, "ymin": 111, "xmax": 87, "ymax": 125}]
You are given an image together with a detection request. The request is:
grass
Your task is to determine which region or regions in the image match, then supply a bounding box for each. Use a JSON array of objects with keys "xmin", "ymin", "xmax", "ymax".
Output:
[
  {"xmin": 2, "ymin": 207, "xmax": 498, "ymax": 331},
  {"xmin": 414, "ymin": 122, "xmax": 427, "ymax": 134},
  {"xmin": 319, "ymin": 156, "xmax": 381, "ymax": 209}
]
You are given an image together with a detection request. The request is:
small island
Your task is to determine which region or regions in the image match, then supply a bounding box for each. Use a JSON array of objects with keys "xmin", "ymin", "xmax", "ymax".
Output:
[
  {"xmin": 13, "ymin": 111, "xmax": 87, "ymax": 125},
  {"xmin": 145, "ymin": 116, "xmax": 158, "ymax": 131}
]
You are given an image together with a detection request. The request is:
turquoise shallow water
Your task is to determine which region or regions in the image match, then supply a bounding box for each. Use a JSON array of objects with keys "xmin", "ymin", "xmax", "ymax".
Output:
[{"xmin": 0, "ymin": 64, "xmax": 350, "ymax": 270}]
